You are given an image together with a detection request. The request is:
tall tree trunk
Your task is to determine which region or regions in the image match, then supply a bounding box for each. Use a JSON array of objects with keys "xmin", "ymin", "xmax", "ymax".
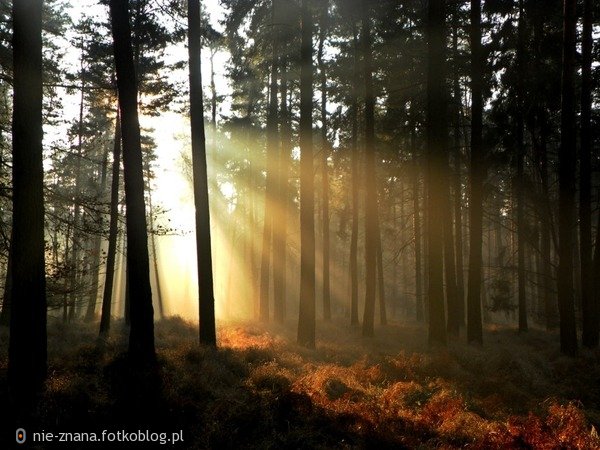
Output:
[
  {"xmin": 99, "ymin": 115, "xmax": 122, "ymax": 338},
  {"xmin": 426, "ymin": 0, "xmax": 447, "ymax": 346},
  {"xmin": 298, "ymin": 0, "xmax": 316, "ymax": 348},
  {"xmin": 274, "ymin": 56, "xmax": 290, "ymax": 323},
  {"xmin": 146, "ymin": 176, "xmax": 165, "ymax": 319},
  {"xmin": 9, "ymin": 0, "xmax": 47, "ymax": 403},
  {"xmin": 361, "ymin": 0, "xmax": 378, "ymax": 338},
  {"xmin": 376, "ymin": 225, "xmax": 387, "ymax": 325},
  {"xmin": 516, "ymin": 0, "xmax": 528, "ymax": 333},
  {"xmin": 188, "ymin": 0, "xmax": 217, "ymax": 346},
  {"xmin": 259, "ymin": 4, "xmax": 279, "ymax": 322},
  {"xmin": 444, "ymin": 182, "xmax": 459, "ymax": 336},
  {"xmin": 412, "ymin": 124, "xmax": 423, "ymax": 322},
  {"xmin": 452, "ymin": 14, "xmax": 465, "ymax": 327},
  {"xmin": 580, "ymin": 0, "xmax": 597, "ymax": 348},
  {"xmin": 467, "ymin": 0, "xmax": 483, "ymax": 344},
  {"xmin": 349, "ymin": 25, "xmax": 360, "ymax": 327},
  {"xmin": 557, "ymin": 0, "xmax": 578, "ymax": 356},
  {"xmin": 318, "ymin": 4, "xmax": 331, "ymax": 321},
  {"xmin": 0, "ymin": 237, "xmax": 12, "ymax": 326},
  {"xmin": 85, "ymin": 141, "xmax": 111, "ymax": 322},
  {"xmin": 109, "ymin": 0, "xmax": 155, "ymax": 361}
]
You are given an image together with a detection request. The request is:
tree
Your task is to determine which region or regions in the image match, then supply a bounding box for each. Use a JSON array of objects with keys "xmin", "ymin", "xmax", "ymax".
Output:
[
  {"xmin": 426, "ymin": 0, "xmax": 447, "ymax": 346},
  {"xmin": 99, "ymin": 114, "xmax": 122, "ymax": 338},
  {"xmin": 466, "ymin": 0, "xmax": 484, "ymax": 345},
  {"xmin": 318, "ymin": 0, "xmax": 331, "ymax": 322},
  {"xmin": 109, "ymin": 0, "xmax": 155, "ymax": 362},
  {"xmin": 259, "ymin": 0, "xmax": 279, "ymax": 322},
  {"xmin": 580, "ymin": 0, "xmax": 597, "ymax": 348},
  {"xmin": 349, "ymin": 23, "xmax": 360, "ymax": 327},
  {"xmin": 298, "ymin": 0, "xmax": 316, "ymax": 349},
  {"xmin": 8, "ymin": 0, "xmax": 47, "ymax": 404},
  {"xmin": 361, "ymin": 0, "xmax": 378, "ymax": 338},
  {"xmin": 556, "ymin": 0, "xmax": 577, "ymax": 356},
  {"xmin": 516, "ymin": 0, "xmax": 528, "ymax": 333},
  {"xmin": 188, "ymin": 0, "xmax": 217, "ymax": 346}
]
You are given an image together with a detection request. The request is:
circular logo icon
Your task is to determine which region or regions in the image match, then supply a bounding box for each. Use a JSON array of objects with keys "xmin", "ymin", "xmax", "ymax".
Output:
[{"xmin": 16, "ymin": 428, "xmax": 26, "ymax": 444}]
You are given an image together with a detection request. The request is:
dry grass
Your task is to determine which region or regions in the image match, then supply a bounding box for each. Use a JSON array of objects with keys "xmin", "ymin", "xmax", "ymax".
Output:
[{"xmin": 1, "ymin": 317, "xmax": 599, "ymax": 449}]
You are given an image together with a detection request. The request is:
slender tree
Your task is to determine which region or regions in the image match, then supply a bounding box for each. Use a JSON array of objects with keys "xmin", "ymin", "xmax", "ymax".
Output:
[
  {"xmin": 466, "ymin": 0, "xmax": 484, "ymax": 344},
  {"xmin": 557, "ymin": 0, "xmax": 577, "ymax": 356},
  {"xmin": 580, "ymin": 0, "xmax": 597, "ymax": 348},
  {"xmin": 188, "ymin": 0, "xmax": 217, "ymax": 346},
  {"xmin": 349, "ymin": 24, "xmax": 360, "ymax": 327},
  {"xmin": 259, "ymin": 0, "xmax": 279, "ymax": 322},
  {"xmin": 298, "ymin": 0, "xmax": 316, "ymax": 348},
  {"xmin": 109, "ymin": 0, "xmax": 155, "ymax": 361},
  {"xmin": 516, "ymin": 0, "xmax": 528, "ymax": 333},
  {"xmin": 8, "ymin": 0, "xmax": 47, "ymax": 402},
  {"xmin": 99, "ymin": 114, "xmax": 122, "ymax": 338},
  {"xmin": 426, "ymin": 0, "xmax": 447, "ymax": 346},
  {"xmin": 318, "ymin": 2, "xmax": 331, "ymax": 322},
  {"xmin": 361, "ymin": 0, "xmax": 378, "ymax": 338}
]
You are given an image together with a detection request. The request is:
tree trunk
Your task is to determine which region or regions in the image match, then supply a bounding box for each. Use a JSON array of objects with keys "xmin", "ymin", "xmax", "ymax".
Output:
[
  {"xmin": 451, "ymin": 15, "xmax": 465, "ymax": 327},
  {"xmin": 349, "ymin": 25, "xmax": 360, "ymax": 327},
  {"xmin": 466, "ymin": 0, "xmax": 483, "ymax": 344},
  {"xmin": 109, "ymin": 0, "xmax": 155, "ymax": 361},
  {"xmin": 0, "ymin": 237, "xmax": 12, "ymax": 326},
  {"xmin": 361, "ymin": 0, "xmax": 378, "ymax": 338},
  {"xmin": 318, "ymin": 4, "xmax": 331, "ymax": 322},
  {"xmin": 557, "ymin": 0, "xmax": 578, "ymax": 356},
  {"xmin": 259, "ymin": 4, "xmax": 279, "ymax": 322},
  {"xmin": 99, "ymin": 115, "xmax": 122, "ymax": 338},
  {"xmin": 580, "ymin": 0, "xmax": 596, "ymax": 348},
  {"xmin": 426, "ymin": 0, "xmax": 447, "ymax": 346},
  {"xmin": 516, "ymin": 0, "xmax": 528, "ymax": 333},
  {"xmin": 412, "ymin": 125, "xmax": 423, "ymax": 322},
  {"xmin": 273, "ymin": 56, "xmax": 290, "ymax": 323},
  {"xmin": 9, "ymin": 0, "xmax": 47, "ymax": 403},
  {"xmin": 188, "ymin": 0, "xmax": 217, "ymax": 346},
  {"xmin": 298, "ymin": 0, "xmax": 316, "ymax": 348}
]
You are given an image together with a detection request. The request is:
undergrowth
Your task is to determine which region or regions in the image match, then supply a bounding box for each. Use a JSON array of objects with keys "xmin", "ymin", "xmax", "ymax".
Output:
[{"xmin": 0, "ymin": 317, "xmax": 599, "ymax": 449}]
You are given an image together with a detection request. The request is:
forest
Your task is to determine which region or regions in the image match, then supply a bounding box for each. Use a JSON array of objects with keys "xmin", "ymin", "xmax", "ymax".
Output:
[{"xmin": 1, "ymin": 0, "xmax": 600, "ymax": 448}]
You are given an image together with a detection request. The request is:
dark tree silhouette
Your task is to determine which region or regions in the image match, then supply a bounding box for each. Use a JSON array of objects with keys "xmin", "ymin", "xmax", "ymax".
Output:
[
  {"xmin": 8, "ymin": 0, "xmax": 47, "ymax": 403},
  {"xmin": 426, "ymin": 0, "xmax": 447, "ymax": 346},
  {"xmin": 298, "ymin": 0, "xmax": 316, "ymax": 349},
  {"xmin": 557, "ymin": 0, "xmax": 577, "ymax": 356},
  {"xmin": 361, "ymin": 0, "xmax": 378, "ymax": 338},
  {"xmin": 99, "ymin": 114, "xmax": 122, "ymax": 338},
  {"xmin": 466, "ymin": 0, "xmax": 483, "ymax": 345},
  {"xmin": 580, "ymin": 0, "xmax": 596, "ymax": 348},
  {"xmin": 188, "ymin": 0, "xmax": 217, "ymax": 346},
  {"xmin": 109, "ymin": 0, "xmax": 155, "ymax": 362}
]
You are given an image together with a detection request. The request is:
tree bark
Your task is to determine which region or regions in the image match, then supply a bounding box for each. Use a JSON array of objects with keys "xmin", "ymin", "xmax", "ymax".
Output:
[
  {"xmin": 466, "ymin": 0, "xmax": 483, "ymax": 344},
  {"xmin": 557, "ymin": 0, "xmax": 578, "ymax": 356},
  {"xmin": 298, "ymin": 0, "xmax": 316, "ymax": 348},
  {"xmin": 349, "ymin": 25, "xmax": 360, "ymax": 327},
  {"xmin": 188, "ymin": 0, "xmax": 217, "ymax": 346},
  {"xmin": 99, "ymin": 114, "xmax": 122, "ymax": 338},
  {"xmin": 516, "ymin": 0, "xmax": 528, "ymax": 333},
  {"xmin": 109, "ymin": 0, "xmax": 156, "ymax": 361},
  {"xmin": 361, "ymin": 0, "xmax": 378, "ymax": 338},
  {"xmin": 259, "ymin": 3, "xmax": 279, "ymax": 322},
  {"xmin": 274, "ymin": 56, "xmax": 290, "ymax": 323},
  {"xmin": 9, "ymin": 0, "xmax": 47, "ymax": 403},
  {"xmin": 580, "ymin": 0, "xmax": 596, "ymax": 348},
  {"xmin": 318, "ymin": 4, "xmax": 331, "ymax": 322},
  {"xmin": 426, "ymin": 0, "xmax": 447, "ymax": 346}
]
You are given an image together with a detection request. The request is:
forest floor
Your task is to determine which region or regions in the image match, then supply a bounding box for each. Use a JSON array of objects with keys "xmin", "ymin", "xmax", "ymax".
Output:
[{"xmin": 1, "ymin": 316, "xmax": 600, "ymax": 449}]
